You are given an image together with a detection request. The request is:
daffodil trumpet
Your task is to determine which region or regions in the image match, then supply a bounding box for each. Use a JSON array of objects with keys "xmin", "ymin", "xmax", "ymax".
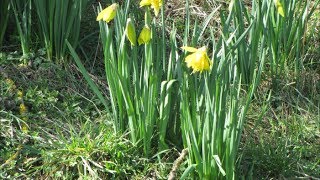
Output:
[{"xmin": 181, "ymin": 46, "xmax": 211, "ymax": 73}]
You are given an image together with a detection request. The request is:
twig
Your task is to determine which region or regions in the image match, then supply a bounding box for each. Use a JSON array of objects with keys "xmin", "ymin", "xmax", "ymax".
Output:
[{"xmin": 168, "ymin": 148, "xmax": 188, "ymax": 180}]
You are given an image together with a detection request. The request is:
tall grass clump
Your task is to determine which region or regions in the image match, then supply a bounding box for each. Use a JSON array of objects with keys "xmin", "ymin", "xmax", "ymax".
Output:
[
  {"xmin": 230, "ymin": 0, "xmax": 268, "ymax": 86},
  {"xmin": 34, "ymin": 0, "xmax": 89, "ymax": 62},
  {"xmin": 264, "ymin": 0, "xmax": 320, "ymax": 90},
  {"xmin": 11, "ymin": 0, "xmax": 32, "ymax": 59},
  {"xmin": 0, "ymin": 0, "xmax": 10, "ymax": 49}
]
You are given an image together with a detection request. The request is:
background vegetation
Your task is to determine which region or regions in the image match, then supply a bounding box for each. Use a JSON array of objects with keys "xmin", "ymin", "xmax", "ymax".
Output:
[{"xmin": 0, "ymin": 0, "xmax": 319, "ymax": 179}]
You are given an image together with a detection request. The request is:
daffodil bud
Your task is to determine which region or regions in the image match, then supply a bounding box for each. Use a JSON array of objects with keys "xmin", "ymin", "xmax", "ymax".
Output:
[
  {"xmin": 125, "ymin": 18, "xmax": 137, "ymax": 46},
  {"xmin": 138, "ymin": 25, "xmax": 152, "ymax": 45},
  {"xmin": 96, "ymin": 3, "xmax": 118, "ymax": 23}
]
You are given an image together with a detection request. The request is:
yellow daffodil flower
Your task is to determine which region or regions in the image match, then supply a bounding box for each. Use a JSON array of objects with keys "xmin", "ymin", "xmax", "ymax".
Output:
[
  {"xmin": 273, "ymin": 0, "xmax": 285, "ymax": 17},
  {"xmin": 125, "ymin": 18, "xmax": 137, "ymax": 46},
  {"xmin": 96, "ymin": 3, "xmax": 118, "ymax": 23},
  {"xmin": 138, "ymin": 25, "xmax": 152, "ymax": 45},
  {"xmin": 140, "ymin": 0, "xmax": 162, "ymax": 17},
  {"xmin": 181, "ymin": 46, "xmax": 211, "ymax": 73}
]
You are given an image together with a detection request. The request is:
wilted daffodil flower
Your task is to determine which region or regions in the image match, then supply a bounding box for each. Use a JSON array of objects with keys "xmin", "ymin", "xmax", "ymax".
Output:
[
  {"xmin": 125, "ymin": 18, "xmax": 136, "ymax": 46},
  {"xmin": 181, "ymin": 46, "xmax": 211, "ymax": 73},
  {"xmin": 140, "ymin": 0, "xmax": 162, "ymax": 17},
  {"xmin": 138, "ymin": 25, "xmax": 151, "ymax": 45},
  {"xmin": 96, "ymin": 3, "xmax": 118, "ymax": 23},
  {"xmin": 273, "ymin": 0, "xmax": 285, "ymax": 17}
]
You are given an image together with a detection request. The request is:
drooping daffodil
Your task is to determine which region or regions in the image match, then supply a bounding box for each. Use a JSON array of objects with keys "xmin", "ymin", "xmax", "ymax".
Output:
[
  {"xmin": 181, "ymin": 46, "xmax": 211, "ymax": 73},
  {"xmin": 125, "ymin": 18, "xmax": 137, "ymax": 46},
  {"xmin": 138, "ymin": 25, "xmax": 152, "ymax": 45},
  {"xmin": 140, "ymin": 0, "xmax": 162, "ymax": 17},
  {"xmin": 96, "ymin": 3, "xmax": 118, "ymax": 23},
  {"xmin": 273, "ymin": 0, "xmax": 285, "ymax": 17}
]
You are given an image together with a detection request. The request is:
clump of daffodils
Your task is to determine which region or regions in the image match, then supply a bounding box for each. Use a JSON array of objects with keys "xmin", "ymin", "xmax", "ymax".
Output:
[
  {"xmin": 96, "ymin": 3, "xmax": 118, "ymax": 23},
  {"xmin": 181, "ymin": 46, "xmax": 212, "ymax": 73}
]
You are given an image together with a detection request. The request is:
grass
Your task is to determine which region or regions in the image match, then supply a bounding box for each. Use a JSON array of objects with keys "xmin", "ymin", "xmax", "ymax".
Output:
[
  {"xmin": 0, "ymin": 62, "xmax": 176, "ymax": 179},
  {"xmin": 238, "ymin": 71, "xmax": 320, "ymax": 178},
  {"xmin": 1, "ymin": 1, "xmax": 320, "ymax": 179}
]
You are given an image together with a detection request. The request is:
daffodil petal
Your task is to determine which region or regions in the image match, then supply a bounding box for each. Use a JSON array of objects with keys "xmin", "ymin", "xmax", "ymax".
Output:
[
  {"xmin": 181, "ymin": 46, "xmax": 198, "ymax": 52},
  {"xmin": 140, "ymin": 0, "xmax": 152, "ymax": 7},
  {"xmin": 273, "ymin": 0, "xmax": 285, "ymax": 17},
  {"xmin": 151, "ymin": 0, "xmax": 162, "ymax": 16},
  {"xmin": 96, "ymin": 3, "xmax": 118, "ymax": 23}
]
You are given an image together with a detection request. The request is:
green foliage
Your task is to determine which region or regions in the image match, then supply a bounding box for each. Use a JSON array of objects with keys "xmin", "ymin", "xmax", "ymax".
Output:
[
  {"xmin": 1, "ymin": 0, "xmax": 320, "ymax": 179},
  {"xmin": 240, "ymin": 100, "xmax": 320, "ymax": 178},
  {"xmin": 0, "ymin": 0, "xmax": 10, "ymax": 49},
  {"xmin": 264, "ymin": 0, "xmax": 320, "ymax": 90},
  {"xmin": 33, "ymin": 0, "xmax": 90, "ymax": 62},
  {"xmin": 0, "ymin": 64, "xmax": 171, "ymax": 179},
  {"xmin": 11, "ymin": 0, "xmax": 32, "ymax": 59},
  {"xmin": 69, "ymin": 2, "xmax": 182, "ymax": 157}
]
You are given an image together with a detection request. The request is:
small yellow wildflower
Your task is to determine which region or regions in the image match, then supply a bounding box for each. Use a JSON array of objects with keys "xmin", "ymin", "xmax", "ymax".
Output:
[
  {"xmin": 19, "ymin": 103, "xmax": 27, "ymax": 115},
  {"xmin": 5, "ymin": 78, "xmax": 16, "ymax": 91},
  {"xmin": 138, "ymin": 25, "xmax": 152, "ymax": 45},
  {"xmin": 22, "ymin": 123, "xmax": 29, "ymax": 134},
  {"xmin": 181, "ymin": 46, "xmax": 211, "ymax": 73},
  {"xmin": 140, "ymin": 0, "xmax": 162, "ymax": 17},
  {"xmin": 125, "ymin": 18, "xmax": 137, "ymax": 46},
  {"xmin": 17, "ymin": 90, "xmax": 23, "ymax": 100},
  {"xmin": 96, "ymin": 3, "xmax": 118, "ymax": 23},
  {"xmin": 273, "ymin": 0, "xmax": 285, "ymax": 17}
]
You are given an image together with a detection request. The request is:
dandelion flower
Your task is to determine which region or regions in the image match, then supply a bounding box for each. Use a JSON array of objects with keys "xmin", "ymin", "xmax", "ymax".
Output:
[
  {"xmin": 140, "ymin": 0, "xmax": 162, "ymax": 17},
  {"xmin": 96, "ymin": 3, "xmax": 118, "ymax": 23},
  {"xmin": 181, "ymin": 46, "xmax": 211, "ymax": 73},
  {"xmin": 125, "ymin": 18, "xmax": 137, "ymax": 46},
  {"xmin": 138, "ymin": 25, "xmax": 152, "ymax": 45},
  {"xmin": 273, "ymin": 0, "xmax": 285, "ymax": 17}
]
